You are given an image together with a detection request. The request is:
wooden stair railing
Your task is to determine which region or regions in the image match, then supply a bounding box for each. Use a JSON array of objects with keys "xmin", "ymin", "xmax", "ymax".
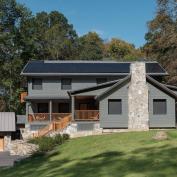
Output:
[{"xmin": 33, "ymin": 114, "xmax": 72, "ymax": 138}]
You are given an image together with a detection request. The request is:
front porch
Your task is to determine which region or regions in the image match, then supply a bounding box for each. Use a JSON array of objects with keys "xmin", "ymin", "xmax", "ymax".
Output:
[
  {"xmin": 27, "ymin": 96, "xmax": 99, "ymax": 123},
  {"xmin": 27, "ymin": 99, "xmax": 71, "ymax": 123},
  {"xmin": 72, "ymin": 96, "xmax": 99, "ymax": 121}
]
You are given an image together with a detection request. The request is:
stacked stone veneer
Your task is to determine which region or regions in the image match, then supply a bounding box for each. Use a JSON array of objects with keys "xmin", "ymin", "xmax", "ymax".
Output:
[{"xmin": 128, "ymin": 62, "xmax": 149, "ymax": 130}]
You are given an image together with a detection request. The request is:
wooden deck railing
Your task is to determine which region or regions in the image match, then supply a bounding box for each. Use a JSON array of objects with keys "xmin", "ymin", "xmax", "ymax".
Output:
[
  {"xmin": 33, "ymin": 114, "xmax": 72, "ymax": 138},
  {"xmin": 75, "ymin": 110, "xmax": 99, "ymax": 120},
  {"xmin": 52, "ymin": 113, "xmax": 71, "ymax": 121},
  {"xmin": 28, "ymin": 113, "xmax": 71, "ymax": 122}
]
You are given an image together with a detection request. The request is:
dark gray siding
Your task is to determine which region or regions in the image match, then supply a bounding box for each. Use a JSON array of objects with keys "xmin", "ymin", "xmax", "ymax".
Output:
[
  {"xmin": 99, "ymin": 83, "xmax": 129, "ymax": 128},
  {"xmin": 148, "ymin": 83, "xmax": 176, "ymax": 128}
]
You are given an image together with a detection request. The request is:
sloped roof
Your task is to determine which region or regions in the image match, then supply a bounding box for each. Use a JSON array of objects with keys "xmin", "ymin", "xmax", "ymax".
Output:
[
  {"xmin": 69, "ymin": 79, "xmax": 119, "ymax": 95},
  {"xmin": 164, "ymin": 84, "xmax": 177, "ymax": 91},
  {"xmin": 96, "ymin": 75, "xmax": 131, "ymax": 100},
  {"xmin": 146, "ymin": 75, "xmax": 177, "ymax": 100},
  {"xmin": 25, "ymin": 95, "xmax": 69, "ymax": 100},
  {"xmin": 21, "ymin": 60, "xmax": 168, "ymax": 76}
]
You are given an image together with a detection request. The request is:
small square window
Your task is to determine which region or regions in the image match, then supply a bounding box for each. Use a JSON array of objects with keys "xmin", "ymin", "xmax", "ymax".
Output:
[
  {"xmin": 32, "ymin": 78, "xmax": 42, "ymax": 90},
  {"xmin": 108, "ymin": 99, "xmax": 122, "ymax": 115},
  {"xmin": 96, "ymin": 78, "xmax": 107, "ymax": 85},
  {"xmin": 61, "ymin": 78, "xmax": 72, "ymax": 90},
  {"xmin": 153, "ymin": 99, "xmax": 167, "ymax": 115}
]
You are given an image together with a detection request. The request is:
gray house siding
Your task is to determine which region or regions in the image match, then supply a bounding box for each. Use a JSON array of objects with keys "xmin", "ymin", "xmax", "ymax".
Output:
[
  {"xmin": 99, "ymin": 83, "xmax": 129, "ymax": 128},
  {"xmin": 28, "ymin": 76, "xmax": 124, "ymax": 97},
  {"xmin": 148, "ymin": 83, "xmax": 176, "ymax": 128}
]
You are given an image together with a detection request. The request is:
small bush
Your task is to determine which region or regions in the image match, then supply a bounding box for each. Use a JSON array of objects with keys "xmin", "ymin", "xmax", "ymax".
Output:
[
  {"xmin": 62, "ymin": 133, "xmax": 70, "ymax": 141},
  {"xmin": 38, "ymin": 137, "xmax": 55, "ymax": 152},
  {"xmin": 29, "ymin": 133, "xmax": 70, "ymax": 152},
  {"xmin": 54, "ymin": 134, "xmax": 63, "ymax": 145}
]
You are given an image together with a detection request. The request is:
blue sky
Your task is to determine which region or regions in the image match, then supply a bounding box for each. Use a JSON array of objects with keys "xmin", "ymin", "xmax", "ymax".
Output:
[{"xmin": 17, "ymin": 0, "xmax": 157, "ymax": 48}]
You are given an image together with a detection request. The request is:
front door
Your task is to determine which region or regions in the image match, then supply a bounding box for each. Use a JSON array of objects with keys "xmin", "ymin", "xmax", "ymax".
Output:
[{"xmin": 0, "ymin": 136, "xmax": 4, "ymax": 151}]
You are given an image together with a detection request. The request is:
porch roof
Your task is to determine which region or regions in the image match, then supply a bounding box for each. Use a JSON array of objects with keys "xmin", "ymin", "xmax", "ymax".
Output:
[
  {"xmin": 25, "ymin": 95, "xmax": 69, "ymax": 101},
  {"xmin": 96, "ymin": 75, "xmax": 131, "ymax": 100},
  {"xmin": 68, "ymin": 79, "xmax": 119, "ymax": 96},
  {"xmin": 146, "ymin": 75, "xmax": 177, "ymax": 100}
]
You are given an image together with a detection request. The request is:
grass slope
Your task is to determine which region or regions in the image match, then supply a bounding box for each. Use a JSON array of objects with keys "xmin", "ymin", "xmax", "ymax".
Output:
[{"xmin": 1, "ymin": 130, "xmax": 177, "ymax": 177}]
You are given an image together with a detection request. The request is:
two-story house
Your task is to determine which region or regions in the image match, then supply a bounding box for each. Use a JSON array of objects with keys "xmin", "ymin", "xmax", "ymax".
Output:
[{"xmin": 21, "ymin": 60, "xmax": 177, "ymax": 134}]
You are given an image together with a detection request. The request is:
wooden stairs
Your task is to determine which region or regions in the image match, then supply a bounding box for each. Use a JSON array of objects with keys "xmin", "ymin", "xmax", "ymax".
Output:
[{"xmin": 33, "ymin": 114, "xmax": 72, "ymax": 138}]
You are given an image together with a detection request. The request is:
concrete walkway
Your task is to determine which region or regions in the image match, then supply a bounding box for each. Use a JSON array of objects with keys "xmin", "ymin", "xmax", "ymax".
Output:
[{"xmin": 0, "ymin": 151, "xmax": 21, "ymax": 167}]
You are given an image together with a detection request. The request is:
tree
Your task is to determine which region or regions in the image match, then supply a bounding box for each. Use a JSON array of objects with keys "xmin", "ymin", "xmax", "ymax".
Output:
[
  {"xmin": 104, "ymin": 38, "xmax": 144, "ymax": 60},
  {"xmin": 0, "ymin": 0, "xmax": 32, "ymax": 113},
  {"xmin": 30, "ymin": 11, "xmax": 78, "ymax": 60},
  {"xmin": 144, "ymin": 0, "xmax": 177, "ymax": 84},
  {"xmin": 78, "ymin": 32, "xmax": 104, "ymax": 60}
]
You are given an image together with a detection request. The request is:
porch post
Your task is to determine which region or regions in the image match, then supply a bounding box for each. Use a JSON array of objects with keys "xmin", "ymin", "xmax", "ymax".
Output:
[
  {"xmin": 26, "ymin": 101, "xmax": 29, "ymax": 124},
  {"xmin": 71, "ymin": 96, "xmax": 75, "ymax": 121},
  {"xmin": 49, "ymin": 100, "xmax": 52, "ymax": 122}
]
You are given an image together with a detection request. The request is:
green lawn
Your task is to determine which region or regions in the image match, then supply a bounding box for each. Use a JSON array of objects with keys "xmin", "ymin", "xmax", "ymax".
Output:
[{"xmin": 1, "ymin": 130, "xmax": 177, "ymax": 177}]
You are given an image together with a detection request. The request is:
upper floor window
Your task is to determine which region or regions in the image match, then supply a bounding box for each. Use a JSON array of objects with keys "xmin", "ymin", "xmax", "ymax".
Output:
[
  {"xmin": 96, "ymin": 78, "xmax": 107, "ymax": 85},
  {"xmin": 108, "ymin": 99, "xmax": 122, "ymax": 115},
  {"xmin": 32, "ymin": 78, "xmax": 42, "ymax": 90},
  {"xmin": 153, "ymin": 99, "xmax": 167, "ymax": 115},
  {"xmin": 61, "ymin": 78, "xmax": 72, "ymax": 90}
]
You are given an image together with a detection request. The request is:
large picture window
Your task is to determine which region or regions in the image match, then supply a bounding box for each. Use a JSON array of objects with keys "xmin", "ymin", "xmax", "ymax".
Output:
[
  {"xmin": 32, "ymin": 78, "xmax": 42, "ymax": 90},
  {"xmin": 108, "ymin": 99, "xmax": 122, "ymax": 114},
  {"xmin": 61, "ymin": 78, "xmax": 72, "ymax": 90},
  {"xmin": 153, "ymin": 99, "xmax": 167, "ymax": 115}
]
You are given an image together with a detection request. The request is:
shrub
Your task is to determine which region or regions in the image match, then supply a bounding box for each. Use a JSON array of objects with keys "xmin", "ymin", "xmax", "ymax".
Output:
[
  {"xmin": 38, "ymin": 137, "xmax": 55, "ymax": 152},
  {"xmin": 54, "ymin": 134, "xmax": 63, "ymax": 145},
  {"xmin": 62, "ymin": 133, "xmax": 70, "ymax": 141},
  {"xmin": 29, "ymin": 133, "xmax": 70, "ymax": 152},
  {"xmin": 29, "ymin": 137, "xmax": 55, "ymax": 152}
]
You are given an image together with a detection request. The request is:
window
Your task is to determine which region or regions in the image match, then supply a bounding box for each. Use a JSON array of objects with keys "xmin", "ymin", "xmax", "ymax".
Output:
[
  {"xmin": 37, "ymin": 103, "xmax": 48, "ymax": 113},
  {"xmin": 32, "ymin": 78, "xmax": 42, "ymax": 90},
  {"xmin": 96, "ymin": 78, "xmax": 107, "ymax": 85},
  {"xmin": 108, "ymin": 99, "xmax": 122, "ymax": 114},
  {"xmin": 153, "ymin": 99, "xmax": 167, "ymax": 115},
  {"xmin": 61, "ymin": 78, "xmax": 72, "ymax": 90}
]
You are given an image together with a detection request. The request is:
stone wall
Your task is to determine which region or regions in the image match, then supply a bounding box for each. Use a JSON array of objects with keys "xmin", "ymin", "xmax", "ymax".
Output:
[
  {"xmin": 128, "ymin": 62, "xmax": 149, "ymax": 130},
  {"xmin": 6, "ymin": 140, "xmax": 38, "ymax": 156}
]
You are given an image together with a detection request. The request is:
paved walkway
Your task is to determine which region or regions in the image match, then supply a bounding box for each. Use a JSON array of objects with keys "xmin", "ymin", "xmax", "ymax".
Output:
[{"xmin": 0, "ymin": 151, "xmax": 21, "ymax": 167}]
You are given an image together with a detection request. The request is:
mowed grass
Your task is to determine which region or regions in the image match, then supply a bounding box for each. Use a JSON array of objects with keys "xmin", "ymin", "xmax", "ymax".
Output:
[{"xmin": 1, "ymin": 130, "xmax": 177, "ymax": 177}]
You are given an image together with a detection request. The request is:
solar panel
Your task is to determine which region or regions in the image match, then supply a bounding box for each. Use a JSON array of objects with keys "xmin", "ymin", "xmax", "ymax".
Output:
[
  {"xmin": 23, "ymin": 61, "xmax": 130, "ymax": 73},
  {"xmin": 22, "ymin": 60, "xmax": 167, "ymax": 75},
  {"xmin": 146, "ymin": 63, "xmax": 166, "ymax": 74}
]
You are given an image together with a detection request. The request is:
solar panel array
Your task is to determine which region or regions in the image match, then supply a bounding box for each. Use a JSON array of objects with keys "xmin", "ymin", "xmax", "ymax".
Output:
[{"xmin": 22, "ymin": 60, "xmax": 166, "ymax": 74}]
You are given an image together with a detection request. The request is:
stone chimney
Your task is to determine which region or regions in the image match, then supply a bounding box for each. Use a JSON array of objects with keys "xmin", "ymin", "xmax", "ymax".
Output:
[{"xmin": 128, "ymin": 62, "xmax": 149, "ymax": 130}]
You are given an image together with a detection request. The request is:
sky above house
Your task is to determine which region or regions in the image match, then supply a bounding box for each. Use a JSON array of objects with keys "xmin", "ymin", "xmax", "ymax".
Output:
[{"xmin": 17, "ymin": 0, "xmax": 157, "ymax": 48}]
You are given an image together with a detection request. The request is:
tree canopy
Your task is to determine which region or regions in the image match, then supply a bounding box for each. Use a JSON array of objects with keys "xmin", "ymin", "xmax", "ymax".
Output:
[
  {"xmin": 0, "ymin": 0, "xmax": 175, "ymax": 113},
  {"xmin": 143, "ymin": 0, "xmax": 177, "ymax": 84}
]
